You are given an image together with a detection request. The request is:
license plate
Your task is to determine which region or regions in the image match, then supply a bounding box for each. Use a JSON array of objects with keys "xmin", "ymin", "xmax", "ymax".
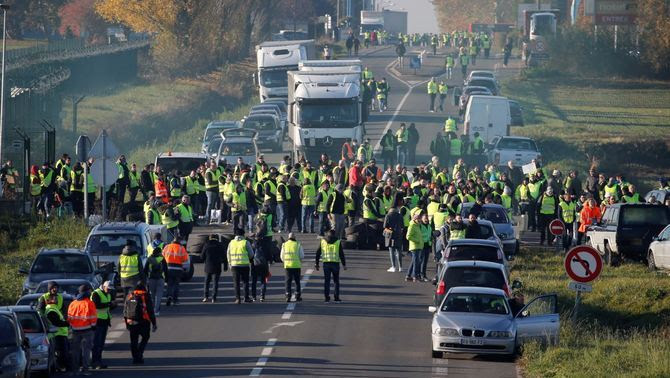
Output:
[{"xmin": 461, "ymin": 338, "xmax": 484, "ymax": 346}]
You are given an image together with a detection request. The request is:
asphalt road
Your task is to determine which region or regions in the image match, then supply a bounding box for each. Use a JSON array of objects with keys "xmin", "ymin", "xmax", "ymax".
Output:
[{"xmin": 84, "ymin": 46, "xmax": 523, "ymax": 378}]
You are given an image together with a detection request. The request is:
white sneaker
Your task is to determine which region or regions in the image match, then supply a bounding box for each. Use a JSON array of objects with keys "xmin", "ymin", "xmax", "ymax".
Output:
[
  {"xmin": 397, "ymin": 267, "xmax": 403, "ymax": 272},
  {"xmin": 387, "ymin": 267, "xmax": 396, "ymax": 272}
]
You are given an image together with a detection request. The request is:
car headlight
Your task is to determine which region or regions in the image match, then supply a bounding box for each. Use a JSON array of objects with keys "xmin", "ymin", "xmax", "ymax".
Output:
[
  {"xmin": 2, "ymin": 352, "xmax": 20, "ymax": 366},
  {"xmin": 434, "ymin": 328, "xmax": 459, "ymax": 336},
  {"xmin": 488, "ymin": 331, "xmax": 512, "ymax": 338}
]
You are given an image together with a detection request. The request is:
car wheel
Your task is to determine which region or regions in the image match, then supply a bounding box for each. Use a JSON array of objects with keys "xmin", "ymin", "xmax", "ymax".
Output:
[
  {"xmin": 432, "ymin": 349, "xmax": 443, "ymax": 359},
  {"xmin": 647, "ymin": 251, "xmax": 656, "ymax": 272},
  {"xmin": 604, "ymin": 243, "xmax": 618, "ymax": 267}
]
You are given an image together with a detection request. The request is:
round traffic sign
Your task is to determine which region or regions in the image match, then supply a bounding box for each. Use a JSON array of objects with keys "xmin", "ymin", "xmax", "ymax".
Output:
[
  {"xmin": 564, "ymin": 246, "xmax": 602, "ymax": 283},
  {"xmin": 549, "ymin": 219, "xmax": 565, "ymax": 236}
]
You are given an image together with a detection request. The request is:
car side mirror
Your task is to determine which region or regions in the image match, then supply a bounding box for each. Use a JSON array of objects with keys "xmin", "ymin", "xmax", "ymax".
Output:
[
  {"xmin": 428, "ymin": 306, "xmax": 437, "ymax": 313},
  {"xmin": 18, "ymin": 267, "xmax": 28, "ymax": 275},
  {"xmin": 520, "ymin": 309, "xmax": 529, "ymax": 318},
  {"xmin": 511, "ymin": 280, "xmax": 523, "ymax": 290}
]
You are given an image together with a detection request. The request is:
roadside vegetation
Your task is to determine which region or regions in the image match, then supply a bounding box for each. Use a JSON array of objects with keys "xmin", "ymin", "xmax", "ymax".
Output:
[
  {"xmin": 513, "ymin": 247, "xmax": 670, "ymax": 377},
  {"xmin": 0, "ymin": 218, "xmax": 90, "ymax": 306},
  {"xmin": 503, "ymin": 77, "xmax": 670, "ymax": 191}
]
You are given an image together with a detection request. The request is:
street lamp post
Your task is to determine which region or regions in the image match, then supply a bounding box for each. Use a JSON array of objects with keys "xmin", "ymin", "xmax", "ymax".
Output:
[{"xmin": 0, "ymin": 4, "xmax": 9, "ymax": 166}]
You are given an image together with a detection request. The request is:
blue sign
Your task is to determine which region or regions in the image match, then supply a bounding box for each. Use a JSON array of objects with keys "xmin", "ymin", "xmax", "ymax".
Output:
[{"xmin": 409, "ymin": 55, "xmax": 422, "ymax": 69}]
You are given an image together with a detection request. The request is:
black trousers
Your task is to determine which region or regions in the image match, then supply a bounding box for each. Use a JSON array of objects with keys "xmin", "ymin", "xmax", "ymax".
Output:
[
  {"xmin": 232, "ymin": 210, "xmax": 246, "ymax": 233},
  {"xmin": 323, "ymin": 262, "xmax": 341, "ymax": 300},
  {"xmin": 53, "ymin": 335, "xmax": 70, "ymax": 371},
  {"xmin": 128, "ymin": 321, "xmax": 150, "ymax": 362},
  {"xmin": 251, "ymin": 264, "xmax": 269, "ymax": 298},
  {"xmin": 285, "ymin": 268, "xmax": 301, "ymax": 296},
  {"xmin": 204, "ymin": 273, "xmax": 220, "ymax": 299},
  {"xmin": 539, "ymin": 214, "xmax": 554, "ymax": 244},
  {"xmin": 231, "ymin": 266, "xmax": 250, "ymax": 300}
]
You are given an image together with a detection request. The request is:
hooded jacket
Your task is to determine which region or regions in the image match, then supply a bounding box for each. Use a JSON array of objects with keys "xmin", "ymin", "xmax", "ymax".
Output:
[{"xmin": 119, "ymin": 246, "xmax": 144, "ymax": 287}]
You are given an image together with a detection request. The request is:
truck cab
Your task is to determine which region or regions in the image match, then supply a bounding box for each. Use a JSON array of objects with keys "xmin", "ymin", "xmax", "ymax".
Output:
[
  {"xmin": 256, "ymin": 40, "xmax": 315, "ymax": 102},
  {"xmin": 155, "ymin": 152, "xmax": 208, "ymax": 176}
]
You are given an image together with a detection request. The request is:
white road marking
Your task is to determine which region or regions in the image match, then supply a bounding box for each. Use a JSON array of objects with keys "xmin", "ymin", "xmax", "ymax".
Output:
[
  {"xmin": 281, "ymin": 312, "xmax": 292, "ymax": 320},
  {"xmin": 261, "ymin": 347, "xmax": 273, "ymax": 356},
  {"xmin": 256, "ymin": 358, "xmax": 268, "ymax": 366},
  {"xmin": 106, "ymin": 331, "xmax": 124, "ymax": 339},
  {"xmin": 287, "ymin": 303, "xmax": 296, "ymax": 311},
  {"xmin": 266, "ymin": 338, "xmax": 277, "ymax": 346},
  {"xmin": 249, "ymin": 368, "xmax": 263, "ymax": 376},
  {"xmin": 263, "ymin": 320, "xmax": 304, "ymax": 334}
]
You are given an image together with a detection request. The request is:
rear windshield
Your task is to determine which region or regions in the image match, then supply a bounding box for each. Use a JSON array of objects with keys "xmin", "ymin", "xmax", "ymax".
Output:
[
  {"xmin": 16, "ymin": 311, "xmax": 43, "ymax": 334},
  {"xmin": 443, "ymin": 267, "xmax": 506, "ymax": 292},
  {"xmin": 244, "ymin": 117, "xmax": 277, "ymax": 131},
  {"xmin": 156, "ymin": 157, "xmax": 205, "ymax": 175},
  {"xmin": 468, "ymin": 79, "xmax": 495, "ymax": 89},
  {"xmin": 497, "ymin": 138, "xmax": 537, "ymax": 151},
  {"xmin": 464, "ymin": 87, "xmax": 491, "ymax": 95},
  {"xmin": 0, "ymin": 317, "xmax": 17, "ymax": 346},
  {"xmin": 86, "ymin": 234, "xmax": 143, "ymax": 256},
  {"xmin": 447, "ymin": 246, "xmax": 502, "ymax": 263},
  {"xmin": 220, "ymin": 143, "xmax": 255, "ymax": 157},
  {"xmin": 205, "ymin": 127, "xmax": 224, "ymax": 141},
  {"xmin": 621, "ymin": 206, "xmax": 670, "ymax": 226},
  {"xmin": 479, "ymin": 208, "xmax": 509, "ymax": 224},
  {"xmin": 31, "ymin": 254, "xmax": 92, "ymax": 274}
]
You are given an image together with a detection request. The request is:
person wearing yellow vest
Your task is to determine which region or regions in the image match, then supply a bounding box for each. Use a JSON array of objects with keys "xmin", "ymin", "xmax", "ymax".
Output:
[
  {"xmin": 91, "ymin": 281, "xmax": 113, "ymax": 369},
  {"xmin": 118, "ymin": 239, "xmax": 144, "ymax": 296},
  {"xmin": 537, "ymin": 187, "xmax": 558, "ymax": 246},
  {"xmin": 145, "ymin": 197, "xmax": 161, "ymax": 225},
  {"xmin": 427, "ymin": 77, "xmax": 438, "ymax": 112},
  {"xmin": 444, "ymin": 116, "xmax": 457, "ymax": 134},
  {"xmin": 227, "ymin": 228, "xmax": 254, "ymax": 304},
  {"xmin": 67, "ymin": 284, "xmax": 97, "ymax": 375},
  {"xmin": 395, "ymin": 123, "xmax": 409, "ymax": 166},
  {"xmin": 44, "ymin": 296, "xmax": 70, "ymax": 372},
  {"xmin": 205, "ymin": 161, "xmax": 221, "ymax": 222},
  {"xmin": 37, "ymin": 281, "xmax": 64, "ymax": 314},
  {"xmin": 300, "ymin": 178, "xmax": 316, "ymax": 233},
  {"xmin": 176, "ymin": 195, "xmax": 194, "ymax": 241},
  {"xmin": 459, "ymin": 53, "xmax": 470, "ymax": 77},
  {"xmin": 231, "ymin": 183, "xmax": 248, "ymax": 233},
  {"xmin": 281, "ymin": 234, "xmax": 304, "ymax": 302},
  {"xmin": 448, "ymin": 133, "xmax": 462, "ymax": 168},
  {"xmin": 144, "ymin": 241, "xmax": 167, "ymax": 314},
  {"xmin": 316, "ymin": 181, "xmax": 334, "ymax": 236},
  {"xmin": 445, "ymin": 53, "xmax": 455, "ymax": 79},
  {"xmin": 29, "ymin": 165, "xmax": 42, "ymax": 214},
  {"xmin": 128, "ymin": 163, "xmax": 142, "ymax": 203},
  {"xmin": 405, "ymin": 213, "xmax": 424, "ymax": 281},
  {"xmin": 438, "ymin": 81, "xmax": 448, "ymax": 112},
  {"xmin": 315, "ymin": 230, "xmax": 347, "ymax": 302},
  {"xmin": 558, "ymin": 193, "xmax": 577, "ymax": 252},
  {"xmin": 160, "ymin": 200, "xmax": 179, "ymax": 236},
  {"xmin": 276, "ymin": 175, "xmax": 290, "ymax": 232}
]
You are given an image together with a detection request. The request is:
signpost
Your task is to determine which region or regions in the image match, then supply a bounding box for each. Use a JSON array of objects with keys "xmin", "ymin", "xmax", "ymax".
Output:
[
  {"xmin": 550, "ymin": 219, "xmax": 565, "ymax": 252},
  {"xmin": 75, "ymin": 135, "xmax": 91, "ymax": 219},
  {"xmin": 409, "ymin": 55, "xmax": 421, "ymax": 74},
  {"xmin": 564, "ymin": 245, "xmax": 603, "ymax": 321},
  {"xmin": 88, "ymin": 130, "xmax": 120, "ymax": 221}
]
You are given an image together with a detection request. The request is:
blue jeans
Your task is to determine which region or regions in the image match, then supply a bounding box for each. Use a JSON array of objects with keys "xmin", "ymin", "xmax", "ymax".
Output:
[
  {"xmin": 396, "ymin": 145, "xmax": 407, "ymax": 166},
  {"xmin": 389, "ymin": 247, "xmax": 402, "ymax": 269},
  {"xmin": 318, "ymin": 212, "xmax": 330, "ymax": 236},
  {"xmin": 247, "ymin": 209, "xmax": 257, "ymax": 232},
  {"xmin": 302, "ymin": 205, "xmax": 315, "ymax": 232},
  {"xmin": 421, "ymin": 246, "xmax": 431, "ymax": 278},
  {"xmin": 277, "ymin": 202, "xmax": 287, "ymax": 231},
  {"xmin": 405, "ymin": 250, "xmax": 423, "ymax": 279}
]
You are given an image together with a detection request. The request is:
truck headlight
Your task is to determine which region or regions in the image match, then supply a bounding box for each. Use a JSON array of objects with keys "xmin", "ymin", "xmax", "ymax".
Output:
[
  {"xmin": 488, "ymin": 331, "xmax": 512, "ymax": 338},
  {"xmin": 434, "ymin": 328, "xmax": 459, "ymax": 336}
]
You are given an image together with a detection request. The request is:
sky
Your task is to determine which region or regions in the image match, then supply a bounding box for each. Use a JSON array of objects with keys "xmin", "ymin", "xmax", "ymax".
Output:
[{"xmin": 383, "ymin": 0, "xmax": 439, "ymax": 34}]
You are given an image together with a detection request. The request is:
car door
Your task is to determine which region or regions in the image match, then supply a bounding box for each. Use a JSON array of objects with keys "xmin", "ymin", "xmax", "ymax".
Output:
[
  {"xmin": 657, "ymin": 226, "xmax": 670, "ymax": 268},
  {"xmin": 514, "ymin": 294, "xmax": 559, "ymax": 345}
]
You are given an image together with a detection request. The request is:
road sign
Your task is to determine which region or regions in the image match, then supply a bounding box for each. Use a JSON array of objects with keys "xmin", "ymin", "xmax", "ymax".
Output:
[
  {"xmin": 564, "ymin": 246, "xmax": 602, "ymax": 283},
  {"xmin": 76, "ymin": 135, "xmax": 91, "ymax": 162},
  {"xmin": 569, "ymin": 281, "xmax": 592, "ymax": 293},
  {"xmin": 549, "ymin": 219, "xmax": 565, "ymax": 236},
  {"xmin": 90, "ymin": 159, "xmax": 118, "ymax": 188},
  {"xmin": 409, "ymin": 55, "xmax": 421, "ymax": 69},
  {"xmin": 88, "ymin": 131, "xmax": 120, "ymax": 160}
]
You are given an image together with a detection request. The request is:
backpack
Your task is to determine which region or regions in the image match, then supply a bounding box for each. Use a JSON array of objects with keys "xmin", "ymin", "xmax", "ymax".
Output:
[
  {"xmin": 123, "ymin": 292, "xmax": 144, "ymax": 321},
  {"xmin": 147, "ymin": 257, "xmax": 163, "ymax": 279}
]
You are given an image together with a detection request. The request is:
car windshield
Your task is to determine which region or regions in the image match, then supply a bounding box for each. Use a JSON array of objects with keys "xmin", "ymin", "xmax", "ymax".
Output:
[
  {"xmin": 260, "ymin": 69, "xmax": 288, "ymax": 88},
  {"xmin": 0, "ymin": 316, "xmax": 17, "ymax": 346},
  {"xmin": 16, "ymin": 311, "xmax": 43, "ymax": 334},
  {"xmin": 244, "ymin": 117, "xmax": 277, "ymax": 131},
  {"xmin": 471, "ymin": 72, "xmax": 494, "ymax": 79},
  {"xmin": 497, "ymin": 138, "xmax": 537, "ymax": 151},
  {"xmin": 443, "ymin": 267, "xmax": 506, "ymax": 292},
  {"xmin": 447, "ymin": 246, "xmax": 502, "ymax": 263},
  {"xmin": 220, "ymin": 143, "xmax": 255, "ymax": 157},
  {"xmin": 36, "ymin": 282, "xmax": 84, "ymax": 295},
  {"xmin": 86, "ymin": 234, "xmax": 143, "ymax": 256},
  {"xmin": 468, "ymin": 80, "xmax": 495, "ymax": 90},
  {"xmin": 479, "ymin": 208, "xmax": 509, "ymax": 224},
  {"xmin": 621, "ymin": 206, "xmax": 670, "ymax": 226},
  {"xmin": 205, "ymin": 127, "xmax": 225, "ymax": 141},
  {"xmin": 299, "ymin": 102, "xmax": 358, "ymax": 127},
  {"xmin": 31, "ymin": 254, "xmax": 92, "ymax": 274},
  {"xmin": 441, "ymin": 293, "xmax": 509, "ymax": 315},
  {"xmin": 207, "ymin": 139, "xmax": 223, "ymax": 156},
  {"xmin": 464, "ymin": 87, "xmax": 491, "ymax": 95},
  {"xmin": 156, "ymin": 157, "xmax": 205, "ymax": 175}
]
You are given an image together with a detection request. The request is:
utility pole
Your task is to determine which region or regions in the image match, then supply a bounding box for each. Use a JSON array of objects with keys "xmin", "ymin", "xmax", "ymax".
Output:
[
  {"xmin": 0, "ymin": 4, "xmax": 10, "ymax": 166},
  {"xmin": 293, "ymin": 0, "xmax": 297, "ymax": 38},
  {"xmin": 70, "ymin": 95, "xmax": 85, "ymax": 133}
]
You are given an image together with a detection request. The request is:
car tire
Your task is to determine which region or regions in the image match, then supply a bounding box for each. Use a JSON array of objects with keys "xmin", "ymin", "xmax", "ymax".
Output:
[
  {"xmin": 604, "ymin": 243, "xmax": 619, "ymax": 267},
  {"xmin": 432, "ymin": 349, "xmax": 443, "ymax": 359},
  {"xmin": 647, "ymin": 251, "xmax": 656, "ymax": 271}
]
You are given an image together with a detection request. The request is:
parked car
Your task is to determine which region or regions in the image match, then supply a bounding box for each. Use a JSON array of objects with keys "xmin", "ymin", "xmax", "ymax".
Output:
[
  {"xmin": 0, "ymin": 310, "xmax": 30, "ymax": 378},
  {"xmin": 644, "ymin": 189, "xmax": 670, "ymax": 205},
  {"xmin": 16, "ymin": 293, "xmax": 75, "ymax": 310},
  {"xmin": 1, "ymin": 306, "xmax": 54, "ymax": 375},
  {"xmin": 587, "ymin": 203, "xmax": 670, "ymax": 266},
  {"xmin": 84, "ymin": 222, "xmax": 189, "ymax": 284},
  {"xmin": 19, "ymin": 249, "xmax": 106, "ymax": 295},
  {"xmin": 461, "ymin": 203, "xmax": 519, "ymax": 256},
  {"xmin": 462, "ymin": 77, "xmax": 499, "ymax": 96},
  {"xmin": 35, "ymin": 279, "xmax": 93, "ymax": 296},
  {"xmin": 443, "ymin": 239, "xmax": 508, "ymax": 271},
  {"xmin": 508, "ymin": 100, "xmax": 524, "ymax": 126},
  {"xmin": 433, "ymin": 260, "xmax": 513, "ymax": 307},
  {"xmin": 429, "ymin": 287, "xmax": 559, "ymax": 358},
  {"xmin": 241, "ymin": 114, "xmax": 283, "ymax": 152},
  {"xmin": 648, "ymin": 224, "xmax": 670, "ymax": 271},
  {"xmin": 487, "ymin": 136, "xmax": 541, "ymax": 169},
  {"xmin": 216, "ymin": 129, "xmax": 259, "ymax": 166},
  {"xmin": 464, "ymin": 70, "xmax": 498, "ymax": 85},
  {"xmin": 201, "ymin": 121, "xmax": 241, "ymax": 153},
  {"xmin": 458, "ymin": 86, "xmax": 492, "ymax": 115}
]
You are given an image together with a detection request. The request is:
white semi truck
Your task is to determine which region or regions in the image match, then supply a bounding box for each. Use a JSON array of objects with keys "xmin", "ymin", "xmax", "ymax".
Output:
[
  {"xmin": 287, "ymin": 67, "xmax": 364, "ymax": 162},
  {"xmin": 360, "ymin": 10, "xmax": 408, "ymax": 35},
  {"xmin": 255, "ymin": 40, "xmax": 315, "ymax": 102}
]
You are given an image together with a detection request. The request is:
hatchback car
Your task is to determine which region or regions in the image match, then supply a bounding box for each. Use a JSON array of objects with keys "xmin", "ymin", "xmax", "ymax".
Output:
[
  {"xmin": 1, "ymin": 306, "xmax": 54, "ymax": 375},
  {"xmin": 201, "ymin": 121, "xmax": 241, "ymax": 153},
  {"xmin": 433, "ymin": 260, "xmax": 512, "ymax": 307},
  {"xmin": 241, "ymin": 114, "xmax": 283, "ymax": 152},
  {"xmin": 443, "ymin": 239, "xmax": 508, "ymax": 271},
  {"xmin": 429, "ymin": 287, "xmax": 559, "ymax": 357},
  {"xmin": 0, "ymin": 310, "xmax": 30, "ymax": 378},
  {"xmin": 647, "ymin": 224, "xmax": 670, "ymax": 271},
  {"xmin": 463, "ymin": 77, "xmax": 499, "ymax": 96},
  {"xmin": 461, "ymin": 203, "xmax": 519, "ymax": 256},
  {"xmin": 15, "ymin": 293, "xmax": 75, "ymax": 311},
  {"xmin": 19, "ymin": 249, "xmax": 105, "ymax": 295},
  {"xmin": 216, "ymin": 129, "xmax": 259, "ymax": 166}
]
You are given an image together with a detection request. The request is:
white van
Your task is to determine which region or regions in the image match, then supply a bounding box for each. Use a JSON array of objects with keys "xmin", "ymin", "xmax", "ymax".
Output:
[{"xmin": 464, "ymin": 95, "xmax": 511, "ymax": 144}]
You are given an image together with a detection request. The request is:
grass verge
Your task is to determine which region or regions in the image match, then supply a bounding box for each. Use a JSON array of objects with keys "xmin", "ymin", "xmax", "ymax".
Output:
[
  {"xmin": 513, "ymin": 247, "xmax": 670, "ymax": 377},
  {"xmin": 0, "ymin": 218, "xmax": 90, "ymax": 306},
  {"xmin": 503, "ymin": 76, "xmax": 670, "ymax": 191}
]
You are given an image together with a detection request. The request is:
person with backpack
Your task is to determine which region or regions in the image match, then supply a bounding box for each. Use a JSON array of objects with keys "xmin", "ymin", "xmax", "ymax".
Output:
[
  {"xmin": 143, "ymin": 245, "xmax": 167, "ymax": 315},
  {"xmin": 123, "ymin": 282, "xmax": 157, "ymax": 364},
  {"xmin": 201, "ymin": 234, "xmax": 228, "ymax": 303}
]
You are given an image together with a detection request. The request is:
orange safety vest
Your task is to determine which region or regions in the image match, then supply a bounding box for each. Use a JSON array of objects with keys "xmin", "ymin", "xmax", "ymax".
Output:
[
  {"xmin": 342, "ymin": 142, "xmax": 354, "ymax": 160},
  {"xmin": 155, "ymin": 179, "xmax": 169, "ymax": 203},
  {"xmin": 129, "ymin": 290, "xmax": 152, "ymax": 322},
  {"xmin": 67, "ymin": 298, "xmax": 97, "ymax": 331},
  {"xmin": 162, "ymin": 242, "xmax": 188, "ymax": 265},
  {"xmin": 579, "ymin": 204, "xmax": 602, "ymax": 233}
]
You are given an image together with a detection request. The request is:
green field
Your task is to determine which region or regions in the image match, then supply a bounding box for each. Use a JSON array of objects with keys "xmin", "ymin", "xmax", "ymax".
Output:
[
  {"xmin": 513, "ymin": 248, "xmax": 670, "ymax": 377},
  {"xmin": 503, "ymin": 77, "xmax": 670, "ymax": 190}
]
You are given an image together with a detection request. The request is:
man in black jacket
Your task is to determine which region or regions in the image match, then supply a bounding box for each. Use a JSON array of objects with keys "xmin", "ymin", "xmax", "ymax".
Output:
[
  {"xmin": 201, "ymin": 235, "xmax": 228, "ymax": 303},
  {"xmin": 327, "ymin": 184, "xmax": 347, "ymax": 238},
  {"xmin": 465, "ymin": 213, "xmax": 483, "ymax": 239},
  {"xmin": 315, "ymin": 230, "xmax": 347, "ymax": 302},
  {"xmin": 383, "ymin": 195, "xmax": 405, "ymax": 272}
]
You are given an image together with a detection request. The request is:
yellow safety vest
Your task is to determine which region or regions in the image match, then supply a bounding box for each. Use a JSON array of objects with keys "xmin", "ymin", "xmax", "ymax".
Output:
[
  {"xmin": 433, "ymin": 211, "xmax": 447, "ymax": 230},
  {"xmin": 45, "ymin": 305, "xmax": 68, "ymax": 337},
  {"xmin": 317, "ymin": 188, "xmax": 333, "ymax": 212},
  {"xmin": 282, "ymin": 240, "xmax": 302, "ymax": 269},
  {"xmin": 205, "ymin": 169, "xmax": 220, "ymax": 190},
  {"xmin": 301, "ymin": 185, "xmax": 316, "ymax": 206},
  {"xmin": 540, "ymin": 196, "xmax": 556, "ymax": 215},
  {"xmin": 559, "ymin": 200, "xmax": 576, "ymax": 223},
  {"xmin": 229, "ymin": 238, "xmax": 250, "ymax": 266},
  {"xmin": 320, "ymin": 239, "xmax": 341, "ymax": 263},
  {"xmin": 92, "ymin": 288, "xmax": 111, "ymax": 320},
  {"xmin": 176, "ymin": 203, "xmax": 193, "ymax": 223},
  {"xmin": 427, "ymin": 81, "xmax": 438, "ymax": 94},
  {"xmin": 363, "ymin": 198, "xmax": 378, "ymax": 220},
  {"xmin": 30, "ymin": 174, "xmax": 41, "ymax": 195},
  {"xmin": 129, "ymin": 171, "xmax": 140, "ymax": 189},
  {"xmin": 232, "ymin": 191, "xmax": 247, "ymax": 212},
  {"xmin": 118, "ymin": 254, "xmax": 140, "ymax": 278},
  {"xmin": 276, "ymin": 183, "xmax": 291, "ymax": 202},
  {"xmin": 161, "ymin": 208, "xmax": 179, "ymax": 229}
]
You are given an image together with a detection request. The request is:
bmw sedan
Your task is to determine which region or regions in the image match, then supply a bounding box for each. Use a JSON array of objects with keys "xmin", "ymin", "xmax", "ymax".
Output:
[{"xmin": 430, "ymin": 287, "xmax": 559, "ymax": 358}]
